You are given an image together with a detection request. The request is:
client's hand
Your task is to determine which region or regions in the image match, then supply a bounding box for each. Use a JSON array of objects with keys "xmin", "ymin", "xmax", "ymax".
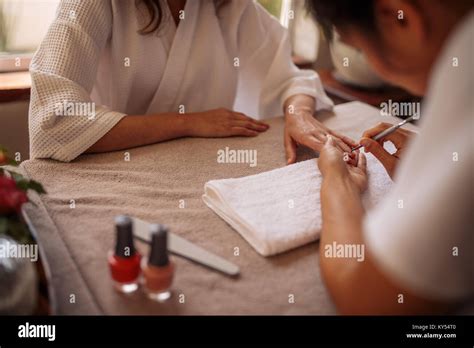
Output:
[
  {"xmin": 359, "ymin": 122, "xmax": 417, "ymax": 179},
  {"xmin": 188, "ymin": 108, "xmax": 269, "ymax": 137},
  {"xmin": 318, "ymin": 136, "xmax": 368, "ymax": 193},
  {"xmin": 284, "ymin": 109, "xmax": 357, "ymax": 164}
]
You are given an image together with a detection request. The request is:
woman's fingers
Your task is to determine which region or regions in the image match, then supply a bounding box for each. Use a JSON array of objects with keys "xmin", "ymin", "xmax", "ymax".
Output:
[
  {"xmin": 329, "ymin": 135, "xmax": 357, "ymax": 165},
  {"xmin": 234, "ymin": 113, "xmax": 269, "ymax": 129},
  {"xmin": 330, "ymin": 130, "xmax": 358, "ymax": 148},
  {"xmin": 333, "ymin": 136, "xmax": 352, "ymax": 153},
  {"xmin": 311, "ymin": 130, "xmax": 327, "ymax": 143},
  {"xmin": 232, "ymin": 119, "xmax": 268, "ymax": 132},
  {"xmin": 321, "ymin": 135, "xmax": 346, "ymax": 163},
  {"xmin": 312, "ymin": 129, "xmax": 354, "ymax": 153},
  {"xmin": 285, "ymin": 132, "xmax": 297, "ymax": 165},
  {"xmin": 325, "ymin": 134, "xmax": 336, "ymax": 147},
  {"xmin": 301, "ymin": 133, "xmax": 352, "ymax": 157},
  {"xmin": 302, "ymin": 135, "xmax": 324, "ymax": 152},
  {"xmin": 230, "ymin": 127, "xmax": 259, "ymax": 137}
]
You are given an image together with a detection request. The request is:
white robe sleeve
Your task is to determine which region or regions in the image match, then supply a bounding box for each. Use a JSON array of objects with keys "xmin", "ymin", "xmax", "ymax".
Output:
[
  {"xmin": 29, "ymin": 0, "xmax": 126, "ymax": 162},
  {"xmin": 234, "ymin": 1, "xmax": 333, "ymax": 119}
]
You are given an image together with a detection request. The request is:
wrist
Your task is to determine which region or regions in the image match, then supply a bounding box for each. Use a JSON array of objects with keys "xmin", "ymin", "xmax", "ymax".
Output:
[
  {"xmin": 284, "ymin": 95, "xmax": 315, "ymax": 119},
  {"xmin": 285, "ymin": 106, "xmax": 313, "ymax": 120},
  {"xmin": 176, "ymin": 113, "xmax": 194, "ymax": 137}
]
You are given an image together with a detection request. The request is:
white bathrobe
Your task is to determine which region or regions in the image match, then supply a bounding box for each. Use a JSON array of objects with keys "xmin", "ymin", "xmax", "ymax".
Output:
[{"xmin": 29, "ymin": 0, "xmax": 333, "ymax": 162}]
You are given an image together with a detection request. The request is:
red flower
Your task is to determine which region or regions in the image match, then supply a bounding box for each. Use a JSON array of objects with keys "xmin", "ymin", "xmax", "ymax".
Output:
[
  {"xmin": 0, "ymin": 176, "xmax": 28, "ymax": 215},
  {"xmin": 0, "ymin": 151, "xmax": 7, "ymax": 166}
]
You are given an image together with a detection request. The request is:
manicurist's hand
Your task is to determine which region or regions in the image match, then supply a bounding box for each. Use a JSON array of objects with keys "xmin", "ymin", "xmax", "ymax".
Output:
[
  {"xmin": 359, "ymin": 122, "xmax": 417, "ymax": 179},
  {"xmin": 187, "ymin": 108, "xmax": 269, "ymax": 138},
  {"xmin": 318, "ymin": 136, "xmax": 368, "ymax": 193},
  {"xmin": 283, "ymin": 95, "xmax": 357, "ymax": 164}
]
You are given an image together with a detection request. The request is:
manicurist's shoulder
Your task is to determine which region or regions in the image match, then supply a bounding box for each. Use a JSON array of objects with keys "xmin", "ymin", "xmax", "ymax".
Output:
[{"xmin": 428, "ymin": 10, "xmax": 474, "ymax": 108}]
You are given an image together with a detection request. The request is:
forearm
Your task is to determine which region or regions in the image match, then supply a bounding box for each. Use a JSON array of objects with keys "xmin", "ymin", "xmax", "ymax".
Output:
[
  {"xmin": 320, "ymin": 173, "xmax": 365, "ymax": 245},
  {"xmin": 319, "ymin": 173, "xmax": 366, "ymax": 309},
  {"xmin": 86, "ymin": 113, "xmax": 189, "ymax": 153},
  {"xmin": 319, "ymin": 174, "xmax": 445, "ymax": 314}
]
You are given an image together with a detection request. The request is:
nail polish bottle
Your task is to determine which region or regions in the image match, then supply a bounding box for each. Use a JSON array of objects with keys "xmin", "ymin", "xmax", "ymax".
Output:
[
  {"xmin": 108, "ymin": 216, "xmax": 141, "ymax": 293},
  {"xmin": 142, "ymin": 224, "xmax": 175, "ymax": 302}
]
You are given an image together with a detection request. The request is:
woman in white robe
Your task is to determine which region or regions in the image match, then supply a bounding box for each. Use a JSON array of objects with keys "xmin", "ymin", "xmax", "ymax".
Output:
[{"xmin": 29, "ymin": 0, "xmax": 355, "ymax": 162}]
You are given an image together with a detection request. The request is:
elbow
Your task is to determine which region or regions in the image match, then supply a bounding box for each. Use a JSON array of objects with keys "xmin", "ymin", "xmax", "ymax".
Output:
[
  {"xmin": 319, "ymin": 255, "xmax": 367, "ymax": 314},
  {"xmin": 29, "ymin": 105, "xmax": 77, "ymax": 163},
  {"xmin": 319, "ymin": 250, "xmax": 453, "ymax": 315},
  {"xmin": 29, "ymin": 126, "xmax": 76, "ymax": 163},
  {"xmin": 319, "ymin": 249, "xmax": 394, "ymax": 315}
]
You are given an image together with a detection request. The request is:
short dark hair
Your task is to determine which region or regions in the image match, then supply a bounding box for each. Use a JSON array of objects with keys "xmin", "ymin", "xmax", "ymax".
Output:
[{"xmin": 306, "ymin": 0, "xmax": 375, "ymax": 39}]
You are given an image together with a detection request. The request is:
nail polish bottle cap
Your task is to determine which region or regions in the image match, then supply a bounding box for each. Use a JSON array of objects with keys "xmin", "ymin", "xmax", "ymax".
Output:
[
  {"xmin": 114, "ymin": 215, "xmax": 136, "ymax": 258},
  {"xmin": 148, "ymin": 224, "xmax": 169, "ymax": 267}
]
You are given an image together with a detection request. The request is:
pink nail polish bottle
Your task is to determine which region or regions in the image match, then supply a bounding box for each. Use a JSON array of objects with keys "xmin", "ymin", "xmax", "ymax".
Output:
[{"xmin": 142, "ymin": 224, "xmax": 175, "ymax": 302}]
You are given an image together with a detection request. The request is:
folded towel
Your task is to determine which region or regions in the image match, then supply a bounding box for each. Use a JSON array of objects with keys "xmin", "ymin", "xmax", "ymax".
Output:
[{"xmin": 202, "ymin": 153, "xmax": 392, "ymax": 256}]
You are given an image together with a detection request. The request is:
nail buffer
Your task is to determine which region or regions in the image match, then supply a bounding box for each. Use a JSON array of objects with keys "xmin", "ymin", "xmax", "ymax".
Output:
[{"xmin": 132, "ymin": 217, "xmax": 240, "ymax": 277}]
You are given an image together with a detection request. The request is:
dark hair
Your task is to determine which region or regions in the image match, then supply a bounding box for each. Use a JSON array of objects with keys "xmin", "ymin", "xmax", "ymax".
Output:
[
  {"xmin": 136, "ymin": 0, "xmax": 229, "ymax": 35},
  {"xmin": 306, "ymin": 0, "xmax": 375, "ymax": 39}
]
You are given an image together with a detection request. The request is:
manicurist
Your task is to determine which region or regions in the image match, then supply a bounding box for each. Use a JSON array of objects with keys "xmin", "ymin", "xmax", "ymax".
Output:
[
  {"xmin": 29, "ymin": 0, "xmax": 354, "ymax": 162},
  {"xmin": 310, "ymin": 0, "xmax": 473, "ymax": 313}
]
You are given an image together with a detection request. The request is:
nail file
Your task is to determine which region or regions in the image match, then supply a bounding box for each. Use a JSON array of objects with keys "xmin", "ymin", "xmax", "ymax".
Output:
[{"xmin": 132, "ymin": 217, "xmax": 240, "ymax": 277}]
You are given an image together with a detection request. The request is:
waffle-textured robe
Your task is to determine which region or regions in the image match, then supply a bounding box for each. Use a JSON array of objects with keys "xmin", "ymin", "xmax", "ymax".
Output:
[{"xmin": 29, "ymin": 0, "xmax": 332, "ymax": 162}]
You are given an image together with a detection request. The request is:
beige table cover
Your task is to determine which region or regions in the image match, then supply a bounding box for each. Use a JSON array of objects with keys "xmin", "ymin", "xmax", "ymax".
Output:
[{"xmin": 21, "ymin": 101, "xmax": 414, "ymax": 315}]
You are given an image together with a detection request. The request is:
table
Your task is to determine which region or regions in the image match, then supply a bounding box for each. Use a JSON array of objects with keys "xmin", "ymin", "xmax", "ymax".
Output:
[{"xmin": 21, "ymin": 101, "xmax": 416, "ymax": 315}]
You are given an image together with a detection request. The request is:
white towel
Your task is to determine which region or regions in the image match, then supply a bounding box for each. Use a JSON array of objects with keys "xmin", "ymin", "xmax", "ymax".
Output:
[{"xmin": 202, "ymin": 153, "xmax": 392, "ymax": 256}]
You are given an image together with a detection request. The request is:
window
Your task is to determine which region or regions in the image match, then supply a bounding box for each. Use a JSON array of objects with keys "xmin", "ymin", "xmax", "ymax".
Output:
[
  {"xmin": 0, "ymin": 0, "xmax": 60, "ymax": 72},
  {"xmin": 259, "ymin": 0, "xmax": 320, "ymax": 62},
  {"xmin": 258, "ymin": 0, "xmax": 293, "ymax": 27},
  {"xmin": 258, "ymin": 0, "xmax": 283, "ymax": 20}
]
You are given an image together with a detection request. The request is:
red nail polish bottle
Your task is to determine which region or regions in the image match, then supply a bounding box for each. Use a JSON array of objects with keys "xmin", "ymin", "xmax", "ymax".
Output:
[
  {"xmin": 142, "ymin": 224, "xmax": 175, "ymax": 302},
  {"xmin": 108, "ymin": 216, "xmax": 141, "ymax": 293}
]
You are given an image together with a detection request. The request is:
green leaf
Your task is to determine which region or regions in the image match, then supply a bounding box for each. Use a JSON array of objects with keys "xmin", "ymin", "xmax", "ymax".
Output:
[
  {"xmin": 0, "ymin": 217, "xmax": 8, "ymax": 234},
  {"xmin": 14, "ymin": 179, "xmax": 30, "ymax": 191},
  {"xmin": 4, "ymin": 219, "xmax": 32, "ymax": 244},
  {"xmin": 7, "ymin": 159, "xmax": 19, "ymax": 167},
  {"xmin": 6, "ymin": 171, "xmax": 46, "ymax": 194},
  {"xmin": 28, "ymin": 180, "xmax": 46, "ymax": 194}
]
